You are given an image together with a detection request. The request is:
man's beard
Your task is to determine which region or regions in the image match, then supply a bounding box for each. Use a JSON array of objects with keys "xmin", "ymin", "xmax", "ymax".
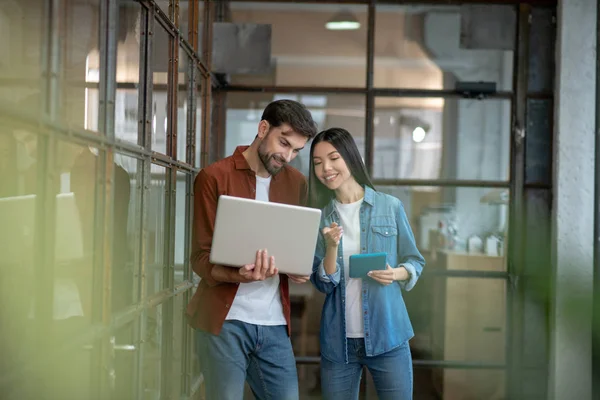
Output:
[{"xmin": 258, "ymin": 144, "xmax": 285, "ymax": 176}]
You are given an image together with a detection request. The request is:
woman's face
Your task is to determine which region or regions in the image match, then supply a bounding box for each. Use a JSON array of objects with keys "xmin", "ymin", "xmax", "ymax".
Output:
[{"xmin": 312, "ymin": 141, "xmax": 353, "ymax": 191}]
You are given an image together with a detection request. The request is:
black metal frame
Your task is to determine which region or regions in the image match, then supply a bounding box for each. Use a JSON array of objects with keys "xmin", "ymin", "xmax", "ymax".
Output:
[{"xmin": 505, "ymin": 5, "xmax": 529, "ymax": 398}]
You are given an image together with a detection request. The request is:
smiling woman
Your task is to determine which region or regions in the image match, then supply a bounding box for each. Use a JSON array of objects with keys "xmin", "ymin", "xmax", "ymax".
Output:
[
  {"xmin": 309, "ymin": 128, "xmax": 374, "ymax": 210},
  {"xmin": 307, "ymin": 127, "xmax": 425, "ymax": 400}
]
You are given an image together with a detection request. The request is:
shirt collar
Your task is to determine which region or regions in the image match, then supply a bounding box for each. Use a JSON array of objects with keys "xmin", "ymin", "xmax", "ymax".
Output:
[{"xmin": 233, "ymin": 146, "xmax": 251, "ymax": 170}]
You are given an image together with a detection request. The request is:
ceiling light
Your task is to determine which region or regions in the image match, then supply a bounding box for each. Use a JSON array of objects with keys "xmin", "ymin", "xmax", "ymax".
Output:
[
  {"xmin": 412, "ymin": 127, "xmax": 426, "ymax": 143},
  {"xmin": 325, "ymin": 10, "xmax": 360, "ymax": 31}
]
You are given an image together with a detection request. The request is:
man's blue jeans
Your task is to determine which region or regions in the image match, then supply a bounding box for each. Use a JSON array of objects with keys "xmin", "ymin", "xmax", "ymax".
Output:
[
  {"xmin": 195, "ymin": 320, "xmax": 299, "ymax": 400},
  {"xmin": 320, "ymin": 338, "xmax": 413, "ymax": 400}
]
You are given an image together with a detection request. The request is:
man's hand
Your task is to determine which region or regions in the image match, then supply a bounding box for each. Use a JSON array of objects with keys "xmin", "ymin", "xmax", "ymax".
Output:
[
  {"xmin": 367, "ymin": 264, "xmax": 409, "ymax": 286},
  {"xmin": 239, "ymin": 249, "xmax": 278, "ymax": 282},
  {"xmin": 287, "ymin": 274, "xmax": 310, "ymax": 284}
]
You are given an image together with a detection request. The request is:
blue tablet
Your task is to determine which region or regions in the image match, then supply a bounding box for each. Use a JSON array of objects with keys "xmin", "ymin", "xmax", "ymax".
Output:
[{"xmin": 349, "ymin": 252, "xmax": 387, "ymax": 279}]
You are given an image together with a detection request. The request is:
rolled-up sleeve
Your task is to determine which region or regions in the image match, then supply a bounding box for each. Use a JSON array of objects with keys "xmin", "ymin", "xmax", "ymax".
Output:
[
  {"xmin": 397, "ymin": 262, "xmax": 419, "ymax": 291},
  {"xmin": 318, "ymin": 258, "xmax": 341, "ymax": 284}
]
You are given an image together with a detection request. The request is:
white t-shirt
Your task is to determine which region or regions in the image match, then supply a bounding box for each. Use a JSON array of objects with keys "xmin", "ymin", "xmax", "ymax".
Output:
[
  {"xmin": 225, "ymin": 175, "xmax": 286, "ymax": 326},
  {"xmin": 335, "ymin": 198, "xmax": 364, "ymax": 338}
]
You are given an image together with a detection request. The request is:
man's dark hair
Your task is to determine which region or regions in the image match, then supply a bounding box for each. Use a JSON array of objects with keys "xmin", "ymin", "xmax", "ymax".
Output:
[{"xmin": 260, "ymin": 100, "xmax": 317, "ymax": 139}]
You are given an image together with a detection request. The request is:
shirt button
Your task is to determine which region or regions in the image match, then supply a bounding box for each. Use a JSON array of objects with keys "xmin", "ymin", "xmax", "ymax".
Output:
[
  {"xmin": 362, "ymin": 247, "xmax": 366, "ymax": 252},
  {"xmin": 364, "ymin": 311, "xmax": 367, "ymax": 315},
  {"xmin": 363, "ymin": 290, "xmax": 367, "ymax": 294},
  {"xmin": 385, "ymin": 231, "xmax": 389, "ymax": 235},
  {"xmin": 362, "ymin": 228, "xmax": 365, "ymax": 232},
  {"xmin": 366, "ymin": 332, "xmax": 369, "ymax": 337}
]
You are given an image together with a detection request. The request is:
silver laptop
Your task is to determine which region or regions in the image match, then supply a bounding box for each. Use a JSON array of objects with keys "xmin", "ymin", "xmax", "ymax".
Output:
[{"xmin": 210, "ymin": 195, "xmax": 322, "ymax": 276}]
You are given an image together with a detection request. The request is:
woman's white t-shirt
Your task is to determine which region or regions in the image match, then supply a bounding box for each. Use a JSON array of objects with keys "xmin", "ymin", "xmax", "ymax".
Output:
[{"xmin": 334, "ymin": 198, "xmax": 365, "ymax": 338}]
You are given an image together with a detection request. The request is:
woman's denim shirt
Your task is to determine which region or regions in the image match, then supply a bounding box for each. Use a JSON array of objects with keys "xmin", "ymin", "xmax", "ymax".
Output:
[{"xmin": 310, "ymin": 186, "xmax": 425, "ymax": 364}]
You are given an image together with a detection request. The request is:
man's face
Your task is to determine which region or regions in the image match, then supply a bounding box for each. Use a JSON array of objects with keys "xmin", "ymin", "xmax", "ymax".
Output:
[{"xmin": 257, "ymin": 121, "xmax": 308, "ymax": 176}]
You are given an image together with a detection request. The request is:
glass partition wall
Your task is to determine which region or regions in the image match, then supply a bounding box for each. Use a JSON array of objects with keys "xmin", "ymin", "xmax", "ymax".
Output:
[{"xmin": 0, "ymin": 0, "xmax": 211, "ymax": 399}]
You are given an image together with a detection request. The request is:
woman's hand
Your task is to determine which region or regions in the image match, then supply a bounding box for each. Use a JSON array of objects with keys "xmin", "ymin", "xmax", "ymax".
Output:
[
  {"xmin": 322, "ymin": 222, "xmax": 343, "ymax": 249},
  {"xmin": 367, "ymin": 264, "xmax": 409, "ymax": 286}
]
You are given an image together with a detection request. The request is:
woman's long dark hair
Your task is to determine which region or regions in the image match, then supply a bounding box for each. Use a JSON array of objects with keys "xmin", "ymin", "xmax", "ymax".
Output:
[{"xmin": 308, "ymin": 127, "xmax": 375, "ymax": 209}]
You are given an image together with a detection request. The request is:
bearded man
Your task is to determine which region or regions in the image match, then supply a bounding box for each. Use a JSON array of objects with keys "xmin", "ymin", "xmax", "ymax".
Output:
[{"xmin": 186, "ymin": 100, "xmax": 317, "ymax": 400}]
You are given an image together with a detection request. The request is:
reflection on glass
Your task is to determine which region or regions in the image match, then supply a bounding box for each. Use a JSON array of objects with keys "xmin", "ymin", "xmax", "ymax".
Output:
[
  {"xmin": 60, "ymin": 142, "xmax": 98, "ymax": 329},
  {"xmin": 0, "ymin": 0, "xmax": 45, "ymax": 106},
  {"xmin": 177, "ymin": 53, "xmax": 190, "ymax": 162},
  {"xmin": 225, "ymin": 93, "xmax": 366, "ymax": 177},
  {"xmin": 174, "ymin": 171, "xmax": 189, "ymax": 285},
  {"xmin": 41, "ymin": 334, "xmax": 93, "ymax": 398},
  {"xmin": 0, "ymin": 128, "xmax": 39, "ymax": 381},
  {"xmin": 115, "ymin": 89, "xmax": 140, "ymax": 144},
  {"xmin": 113, "ymin": 154, "xmax": 142, "ymax": 310},
  {"xmin": 64, "ymin": 0, "xmax": 100, "ymax": 130},
  {"xmin": 0, "ymin": 137, "xmax": 97, "ymax": 396},
  {"xmin": 115, "ymin": 2, "xmax": 142, "ymax": 144},
  {"xmin": 373, "ymin": 97, "xmax": 511, "ymax": 181},
  {"xmin": 152, "ymin": 22, "xmax": 171, "ymax": 154},
  {"xmin": 190, "ymin": 302, "xmax": 203, "ymax": 384},
  {"xmin": 147, "ymin": 164, "xmax": 168, "ymax": 297},
  {"xmin": 374, "ymin": 5, "xmax": 514, "ymax": 91},
  {"xmin": 143, "ymin": 303, "xmax": 165, "ymax": 398},
  {"xmin": 171, "ymin": 292, "xmax": 186, "ymax": 399},
  {"xmin": 229, "ymin": 2, "xmax": 368, "ymax": 87},
  {"xmin": 113, "ymin": 322, "xmax": 137, "ymax": 400}
]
